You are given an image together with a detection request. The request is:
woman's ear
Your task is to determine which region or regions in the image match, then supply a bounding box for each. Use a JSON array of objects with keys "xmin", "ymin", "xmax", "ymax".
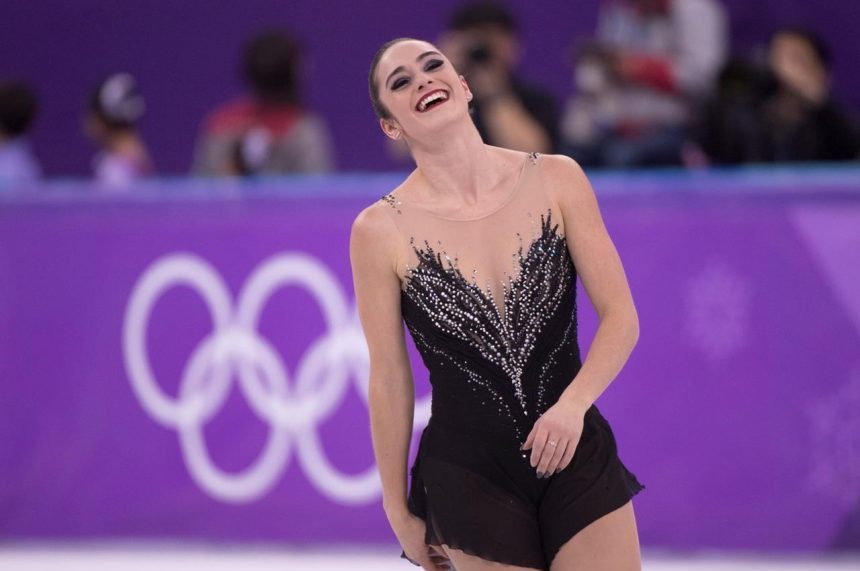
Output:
[
  {"xmin": 380, "ymin": 118, "xmax": 402, "ymax": 140},
  {"xmin": 459, "ymin": 75, "xmax": 473, "ymax": 102}
]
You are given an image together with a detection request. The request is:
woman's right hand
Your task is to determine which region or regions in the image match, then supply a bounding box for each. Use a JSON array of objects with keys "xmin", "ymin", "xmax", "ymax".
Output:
[{"xmin": 391, "ymin": 511, "xmax": 452, "ymax": 570}]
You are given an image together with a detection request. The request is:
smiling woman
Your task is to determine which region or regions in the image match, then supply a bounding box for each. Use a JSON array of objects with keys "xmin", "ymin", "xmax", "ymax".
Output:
[
  {"xmin": 368, "ymin": 39, "xmax": 468, "ymax": 127},
  {"xmin": 351, "ymin": 38, "xmax": 645, "ymax": 571}
]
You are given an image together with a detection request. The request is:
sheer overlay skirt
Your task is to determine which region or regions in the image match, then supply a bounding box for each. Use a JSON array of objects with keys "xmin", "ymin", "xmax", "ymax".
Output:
[{"xmin": 400, "ymin": 405, "xmax": 645, "ymax": 570}]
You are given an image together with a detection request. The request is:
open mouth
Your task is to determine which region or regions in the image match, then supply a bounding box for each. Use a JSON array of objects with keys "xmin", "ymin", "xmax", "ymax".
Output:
[{"xmin": 416, "ymin": 89, "xmax": 450, "ymax": 113}]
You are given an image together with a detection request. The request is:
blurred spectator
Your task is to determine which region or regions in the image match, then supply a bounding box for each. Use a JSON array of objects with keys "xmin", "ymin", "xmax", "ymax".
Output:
[
  {"xmin": 438, "ymin": 1, "xmax": 558, "ymax": 154},
  {"xmin": 696, "ymin": 28, "xmax": 860, "ymax": 164},
  {"xmin": 192, "ymin": 30, "xmax": 334, "ymax": 176},
  {"xmin": 0, "ymin": 81, "xmax": 41, "ymax": 187},
  {"xmin": 561, "ymin": 0, "xmax": 728, "ymax": 167},
  {"xmin": 691, "ymin": 57, "xmax": 770, "ymax": 165},
  {"xmin": 84, "ymin": 73, "xmax": 153, "ymax": 187},
  {"xmin": 761, "ymin": 28, "xmax": 860, "ymax": 161}
]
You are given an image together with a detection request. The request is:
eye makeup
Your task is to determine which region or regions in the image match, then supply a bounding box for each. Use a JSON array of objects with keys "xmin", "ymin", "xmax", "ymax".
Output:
[{"xmin": 389, "ymin": 57, "xmax": 445, "ymax": 91}]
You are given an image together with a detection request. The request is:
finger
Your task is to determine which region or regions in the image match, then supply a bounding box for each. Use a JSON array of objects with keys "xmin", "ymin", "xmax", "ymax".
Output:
[
  {"xmin": 530, "ymin": 429, "xmax": 548, "ymax": 468},
  {"xmin": 426, "ymin": 546, "xmax": 450, "ymax": 570},
  {"xmin": 408, "ymin": 550, "xmax": 438, "ymax": 571},
  {"xmin": 522, "ymin": 426, "xmax": 536, "ymax": 451},
  {"xmin": 417, "ymin": 556, "xmax": 444, "ymax": 571},
  {"xmin": 536, "ymin": 435, "xmax": 562, "ymax": 475},
  {"xmin": 556, "ymin": 438, "xmax": 578, "ymax": 473},
  {"xmin": 542, "ymin": 438, "xmax": 568, "ymax": 475}
]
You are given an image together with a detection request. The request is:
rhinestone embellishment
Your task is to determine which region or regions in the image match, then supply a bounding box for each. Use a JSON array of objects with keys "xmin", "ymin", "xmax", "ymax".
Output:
[{"xmin": 402, "ymin": 211, "xmax": 573, "ymax": 419}]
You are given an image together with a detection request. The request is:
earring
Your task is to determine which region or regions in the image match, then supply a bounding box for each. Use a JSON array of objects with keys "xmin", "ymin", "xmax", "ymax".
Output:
[{"xmin": 466, "ymin": 93, "xmax": 473, "ymax": 102}]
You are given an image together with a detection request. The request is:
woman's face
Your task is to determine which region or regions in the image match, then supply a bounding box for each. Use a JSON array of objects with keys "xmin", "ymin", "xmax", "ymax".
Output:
[{"xmin": 374, "ymin": 39, "xmax": 471, "ymax": 140}]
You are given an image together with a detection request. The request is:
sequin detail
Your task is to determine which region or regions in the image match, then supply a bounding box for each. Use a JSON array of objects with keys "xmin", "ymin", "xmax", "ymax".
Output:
[
  {"xmin": 381, "ymin": 192, "xmax": 402, "ymax": 214},
  {"xmin": 406, "ymin": 323, "xmax": 521, "ymax": 439},
  {"xmin": 402, "ymin": 211, "xmax": 572, "ymax": 417},
  {"xmin": 536, "ymin": 316, "xmax": 576, "ymax": 413}
]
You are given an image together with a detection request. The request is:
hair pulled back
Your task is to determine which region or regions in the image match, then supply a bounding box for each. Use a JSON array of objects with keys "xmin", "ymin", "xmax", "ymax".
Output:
[{"xmin": 368, "ymin": 37, "xmax": 421, "ymax": 120}]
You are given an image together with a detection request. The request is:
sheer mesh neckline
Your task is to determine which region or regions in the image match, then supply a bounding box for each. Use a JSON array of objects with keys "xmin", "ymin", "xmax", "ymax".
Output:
[
  {"xmin": 390, "ymin": 151, "xmax": 536, "ymax": 222},
  {"xmin": 403, "ymin": 210, "xmax": 566, "ymax": 324}
]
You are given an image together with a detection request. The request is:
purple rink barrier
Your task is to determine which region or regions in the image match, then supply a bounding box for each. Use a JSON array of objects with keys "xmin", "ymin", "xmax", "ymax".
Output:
[{"xmin": 1, "ymin": 167, "xmax": 859, "ymax": 552}]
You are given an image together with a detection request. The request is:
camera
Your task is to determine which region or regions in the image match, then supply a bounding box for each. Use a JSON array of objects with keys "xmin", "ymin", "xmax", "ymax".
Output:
[{"xmin": 467, "ymin": 42, "xmax": 492, "ymax": 65}]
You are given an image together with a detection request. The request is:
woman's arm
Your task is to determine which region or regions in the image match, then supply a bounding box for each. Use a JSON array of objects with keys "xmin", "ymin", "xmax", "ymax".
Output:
[
  {"xmin": 349, "ymin": 204, "xmax": 415, "ymax": 520},
  {"xmin": 523, "ymin": 155, "xmax": 639, "ymax": 475},
  {"xmin": 352, "ymin": 205, "xmax": 450, "ymax": 570},
  {"xmin": 550, "ymin": 154, "xmax": 639, "ymax": 412}
]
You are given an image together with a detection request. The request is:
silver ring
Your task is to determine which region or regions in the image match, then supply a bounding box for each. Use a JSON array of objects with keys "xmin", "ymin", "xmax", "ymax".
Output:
[{"xmin": 547, "ymin": 440, "xmax": 557, "ymax": 447}]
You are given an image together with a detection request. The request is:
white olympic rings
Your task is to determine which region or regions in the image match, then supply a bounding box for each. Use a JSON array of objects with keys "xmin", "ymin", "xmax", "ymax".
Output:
[{"xmin": 122, "ymin": 252, "xmax": 430, "ymax": 504}]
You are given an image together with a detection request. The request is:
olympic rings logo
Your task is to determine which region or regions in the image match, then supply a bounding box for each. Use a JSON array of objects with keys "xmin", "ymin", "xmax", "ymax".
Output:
[{"xmin": 122, "ymin": 252, "xmax": 430, "ymax": 504}]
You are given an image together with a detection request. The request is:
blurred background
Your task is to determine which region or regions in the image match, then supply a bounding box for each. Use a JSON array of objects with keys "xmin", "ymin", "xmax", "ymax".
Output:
[{"xmin": 1, "ymin": 0, "xmax": 858, "ymax": 569}]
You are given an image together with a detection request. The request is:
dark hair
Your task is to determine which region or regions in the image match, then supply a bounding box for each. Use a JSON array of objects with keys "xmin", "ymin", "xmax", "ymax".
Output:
[
  {"xmin": 368, "ymin": 37, "xmax": 418, "ymax": 120},
  {"xmin": 243, "ymin": 30, "xmax": 301, "ymax": 104},
  {"xmin": 0, "ymin": 81, "xmax": 38, "ymax": 137},
  {"xmin": 448, "ymin": 1, "xmax": 517, "ymax": 34},
  {"xmin": 771, "ymin": 27, "xmax": 831, "ymax": 70},
  {"xmin": 89, "ymin": 73, "xmax": 145, "ymax": 131}
]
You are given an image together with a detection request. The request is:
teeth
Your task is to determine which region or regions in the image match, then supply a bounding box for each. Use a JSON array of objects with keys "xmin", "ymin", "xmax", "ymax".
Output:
[{"xmin": 417, "ymin": 91, "xmax": 448, "ymax": 112}]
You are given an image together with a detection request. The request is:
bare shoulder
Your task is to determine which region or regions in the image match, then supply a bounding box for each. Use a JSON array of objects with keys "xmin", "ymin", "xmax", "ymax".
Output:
[
  {"xmin": 350, "ymin": 194, "xmax": 401, "ymax": 272},
  {"xmin": 534, "ymin": 154, "xmax": 601, "ymax": 230},
  {"xmin": 536, "ymin": 153, "xmax": 589, "ymax": 192},
  {"xmin": 352, "ymin": 199, "xmax": 394, "ymax": 239}
]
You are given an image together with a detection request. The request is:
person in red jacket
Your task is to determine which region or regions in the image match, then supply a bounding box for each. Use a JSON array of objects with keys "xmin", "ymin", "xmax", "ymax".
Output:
[
  {"xmin": 192, "ymin": 30, "xmax": 334, "ymax": 177},
  {"xmin": 561, "ymin": 0, "xmax": 728, "ymax": 167}
]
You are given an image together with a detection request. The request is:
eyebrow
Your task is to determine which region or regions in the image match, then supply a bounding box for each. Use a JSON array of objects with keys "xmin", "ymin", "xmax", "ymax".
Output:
[{"xmin": 385, "ymin": 51, "xmax": 442, "ymax": 88}]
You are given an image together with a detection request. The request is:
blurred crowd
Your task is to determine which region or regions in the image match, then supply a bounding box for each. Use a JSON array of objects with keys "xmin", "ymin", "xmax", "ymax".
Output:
[{"xmin": 1, "ymin": 0, "xmax": 858, "ymax": 189}]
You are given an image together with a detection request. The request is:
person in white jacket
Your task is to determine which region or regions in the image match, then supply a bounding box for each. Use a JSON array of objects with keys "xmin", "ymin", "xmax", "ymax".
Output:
[{"xmin": 561, "ymin": 0, "xmax": 728, "ymax": 167}]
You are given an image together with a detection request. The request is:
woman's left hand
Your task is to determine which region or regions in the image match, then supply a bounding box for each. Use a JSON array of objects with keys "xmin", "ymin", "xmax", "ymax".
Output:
[{"xmin": 521, "ymin": 399, "xmax": 587, "ymax": 478}]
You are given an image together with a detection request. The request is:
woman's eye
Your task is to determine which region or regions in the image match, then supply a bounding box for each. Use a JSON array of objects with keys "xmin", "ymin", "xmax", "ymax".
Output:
[
  {"xmin": 425, "ymin": 59, "xmax": 443, "ymax": 71},
  {"xmin": 392, "ymin": 77, "xmax": 409, "ymax": 90}
]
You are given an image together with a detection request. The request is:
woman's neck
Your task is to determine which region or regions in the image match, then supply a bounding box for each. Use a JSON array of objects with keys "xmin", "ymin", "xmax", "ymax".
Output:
[{"xmin": 409, "ymin": 121, "xmax": 506, "ymax": 206}]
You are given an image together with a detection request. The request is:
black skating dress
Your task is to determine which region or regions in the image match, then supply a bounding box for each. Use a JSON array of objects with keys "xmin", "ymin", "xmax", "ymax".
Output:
[{"xmin": 378, "ymin": 152, "xmax": 644, "ymax": 570}]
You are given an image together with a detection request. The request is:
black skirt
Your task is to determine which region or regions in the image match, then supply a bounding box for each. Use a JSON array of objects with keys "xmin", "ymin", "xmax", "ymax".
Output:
[{"xmin": 400, "ymin": 405, "xmax": 645, "ymax": 570}]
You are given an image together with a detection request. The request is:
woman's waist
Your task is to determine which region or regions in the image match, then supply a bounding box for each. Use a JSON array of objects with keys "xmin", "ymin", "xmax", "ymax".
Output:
[
  {"xmin": 419, "ymin": 403, "xmax": 604, "ymax": 467},
  {"xmin": 426, "ymin": 356, "xmax": 581, "ymax": 410},
  {"xmin": 421, "ymin": 414, "xmax": 525, "ymax": 461}
]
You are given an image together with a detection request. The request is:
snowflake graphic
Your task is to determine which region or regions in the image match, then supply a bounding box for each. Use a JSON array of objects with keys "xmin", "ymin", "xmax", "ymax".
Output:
[
  {"xmin": 682, "ymin": 259, "xmax": 752, "ymax": 362},
  {"xmin": 806, "ymin": 365, "xmax": 860, "ymax": 507}
]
